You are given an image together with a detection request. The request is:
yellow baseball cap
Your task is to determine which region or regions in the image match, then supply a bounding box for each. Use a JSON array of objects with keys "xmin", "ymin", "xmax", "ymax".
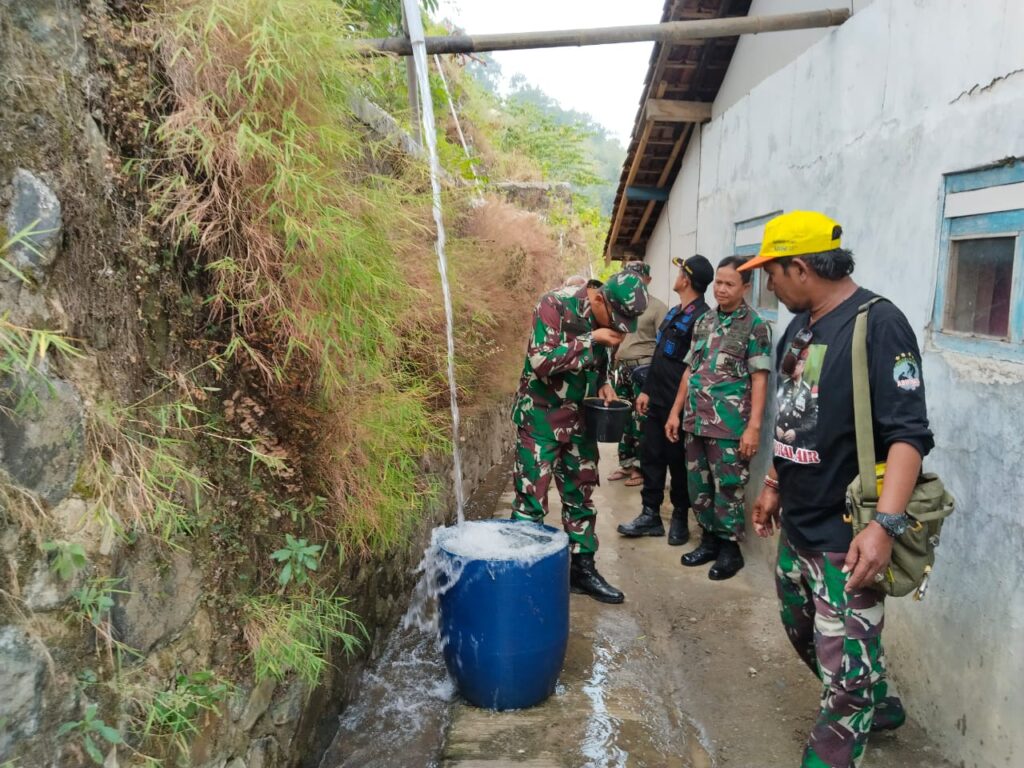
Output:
[{"xmin": 738, "ymin": 211, "xmax": 842, "ymax": 271}]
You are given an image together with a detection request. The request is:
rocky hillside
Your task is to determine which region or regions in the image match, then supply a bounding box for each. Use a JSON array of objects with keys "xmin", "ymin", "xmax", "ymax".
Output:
[{"xmin": 0, "ymin": 1, "xmax": 606, "ymax": 766}]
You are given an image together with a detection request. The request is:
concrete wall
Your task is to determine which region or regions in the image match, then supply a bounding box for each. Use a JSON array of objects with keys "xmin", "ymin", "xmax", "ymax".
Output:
[
  {"xmin": 643, "ymin": 0, "xmax": 1024, "ymax": 765},
  {"xmin": 714, "ymin": 0, "xmax": 878, "ymax": 116}
]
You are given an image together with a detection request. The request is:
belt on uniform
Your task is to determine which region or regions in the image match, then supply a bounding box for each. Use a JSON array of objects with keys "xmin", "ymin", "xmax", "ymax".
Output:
[{"xmin": 619, "ymin": 358, "xmax": 652, "ymax": 369}]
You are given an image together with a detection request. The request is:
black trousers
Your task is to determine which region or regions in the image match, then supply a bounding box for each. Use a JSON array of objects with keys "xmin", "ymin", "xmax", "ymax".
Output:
[{"xmin": 639, "ymin": 406, "xmax": 690, "ymax": 515}]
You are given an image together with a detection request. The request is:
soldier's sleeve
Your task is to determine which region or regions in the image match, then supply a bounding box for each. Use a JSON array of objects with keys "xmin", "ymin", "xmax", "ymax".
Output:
[
  {"xmin": 527, "ymin": 293, "xmax": 599, "ymax": 377},
  {"xmin": 682, "ymin": 314, "xmax": 707, "ymax": 368},
  {"xmin": 746, "ymin": 315, "xmax": 773, "ymax": 372}
]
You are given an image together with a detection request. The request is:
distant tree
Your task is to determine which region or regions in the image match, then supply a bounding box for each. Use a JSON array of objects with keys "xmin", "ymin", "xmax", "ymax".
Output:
[
  {"xmin": 466, "ymin": 53, "xmax": 503, "ymax": 94},
  {"xmin": 503, "ymin": 80, "xmax": 625, "ymax": 216},
  {"xmin": 497, "ymin": 99, "xmax": 602, "ymax": 190}
]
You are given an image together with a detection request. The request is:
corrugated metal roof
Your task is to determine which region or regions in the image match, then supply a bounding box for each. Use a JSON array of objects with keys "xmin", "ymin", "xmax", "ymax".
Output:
[{"xmin": 604, "ymin": 0, "xmax": 751, "ymax": 260}]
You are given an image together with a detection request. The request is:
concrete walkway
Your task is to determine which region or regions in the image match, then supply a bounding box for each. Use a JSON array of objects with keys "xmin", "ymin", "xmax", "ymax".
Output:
[{"xmin": 442, "ymin": 444, "xmax": 954, "ymax": 768}]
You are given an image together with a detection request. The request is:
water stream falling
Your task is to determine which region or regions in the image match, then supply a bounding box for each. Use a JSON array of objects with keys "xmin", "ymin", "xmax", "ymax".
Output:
[
  {"xmin": 403, "ymin": 0, "xmax": 466, "ymax": 521},
  {"xmin": 433, "ymin": 54, "xmax": 482, "ymax": 195}
]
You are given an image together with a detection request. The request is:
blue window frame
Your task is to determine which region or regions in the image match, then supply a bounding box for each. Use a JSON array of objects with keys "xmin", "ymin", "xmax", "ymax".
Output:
[
  {"xmin": 933, "ymin": 160, "xmax": 1024, "ymax": 361},
  {"xmin": 735, "ymin": 211, "xmax": 782, "ymax": 321}
]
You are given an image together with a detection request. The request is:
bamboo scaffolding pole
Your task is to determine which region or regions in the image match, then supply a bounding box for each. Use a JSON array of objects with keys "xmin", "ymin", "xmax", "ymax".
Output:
[{"xmin": 358, "ymin": 9, "xmax": 850, "ymax": 56}]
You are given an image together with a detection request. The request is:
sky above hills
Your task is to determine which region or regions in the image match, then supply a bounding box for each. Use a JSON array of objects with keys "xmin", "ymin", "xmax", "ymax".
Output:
[{"xmin": 435, "ymin": 0, "xmax": 664, "ymax": 145}]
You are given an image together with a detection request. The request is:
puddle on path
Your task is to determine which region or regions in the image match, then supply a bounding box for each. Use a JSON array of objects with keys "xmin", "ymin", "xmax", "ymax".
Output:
[
  {"xmin": 319, "ymin": 452, "xmax": 716, "ymax": 768},
  {"xmin": 580, "ymin": 642, "xmax": 628, "ymax": 767}
]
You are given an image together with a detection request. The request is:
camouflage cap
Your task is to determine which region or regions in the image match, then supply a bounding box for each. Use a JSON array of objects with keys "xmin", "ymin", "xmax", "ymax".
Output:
[
  {"xmin": 622, "ymin": 260, "xmax": 651, "ymax": 278},
  {"xmin": 600, "ymin": 271, "xmax": 649, "ymax": 333}
]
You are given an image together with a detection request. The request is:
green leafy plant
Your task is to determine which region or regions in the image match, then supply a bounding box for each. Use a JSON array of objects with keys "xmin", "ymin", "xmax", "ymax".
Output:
[
  {"xmin": 82, "ymin": 398, "xmax": 213, "ymax": 543},
  {"xmin": 1, "ymin": 218, "xmax": 47, "ymax": 281},
  {"xmin": 244, "ymin": 588, "xmax": 365, "ymax": 686},
  {"xmin": 271, "ymin": 533, "xmax": 322, "ymax": 587},
  {"xmin": 77, "ymin": 668, "xmax": 99, "ymax": 690},
  {"xmin": 1, "ymin": 223, "xmax": 82, "ymax": 401},
  {"xmin": 71, "ymin": 577, "xmax": 122, "ymax": 627},
  {"xmin": 41, "ymin": 540, "xmax": 88, "ymax": 580},
  {"xmin": 57, "ymin": 703, "xmax": 124, "ymax": 765},
  {"xmin": 69, "ymin": 578, "xmax": 139, "ymax": 665},
  {"xmin": 142, "ymin": 670, "xmax": 233, "ymax": 755},
  {"xmin": 153, "ymin": 0, "xmax": 448, "ymax": 556}
]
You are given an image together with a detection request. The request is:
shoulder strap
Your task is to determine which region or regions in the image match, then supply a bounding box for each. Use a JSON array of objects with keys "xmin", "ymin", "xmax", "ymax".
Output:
[{"xmin": 852, "ymin": 297, "xmax": 885, "ymax": 502}]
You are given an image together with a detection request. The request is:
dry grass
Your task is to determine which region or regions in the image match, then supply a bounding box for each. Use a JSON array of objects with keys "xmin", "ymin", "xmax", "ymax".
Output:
[{"xmin": 146, "ymin": 0, "xmax": 598, "ymax": 557}]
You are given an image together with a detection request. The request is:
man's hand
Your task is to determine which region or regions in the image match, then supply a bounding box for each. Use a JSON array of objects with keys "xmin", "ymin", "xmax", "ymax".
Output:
[
  {"xmin": 592, "ymin": 328, "xmax": 625, "ymax": 347},
  {"xmin": 843, "ymin": 522, "xmax": 894, "ymax": 592},
  {"xmin": 598, "ymin": 383, "xmax": 617, "ymax": 404},
  {"xmin": 739, "ymin": 424, "xmax": 760, "ymax": 460},
  {"xmin": 665, "ymin": 411, "xmax": 681, "ymax": 443},
  {"xmin": 636, "ymin": 392, "xmax": 650, "ymax": 416},
  {"xmin": 752, "ymin": 486, "xmax": 781, "ymax": 537}
]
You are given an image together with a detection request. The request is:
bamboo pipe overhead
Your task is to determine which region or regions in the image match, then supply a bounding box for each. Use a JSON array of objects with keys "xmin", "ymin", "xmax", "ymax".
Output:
[{"xmin": 358, "ymin": 9, "xmax": 851, "ymax": 56}]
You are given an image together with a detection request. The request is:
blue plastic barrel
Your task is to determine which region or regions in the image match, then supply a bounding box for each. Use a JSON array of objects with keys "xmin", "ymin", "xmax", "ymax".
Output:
[{"xmin": 436, "ymin": 520, "xmax": 569, "ymax": 710}]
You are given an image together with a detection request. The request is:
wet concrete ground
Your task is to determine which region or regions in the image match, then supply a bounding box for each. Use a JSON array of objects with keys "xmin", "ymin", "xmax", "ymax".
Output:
[{"xmin": 442, "ymin": 444, "xmax": 955, "ymax": 768}]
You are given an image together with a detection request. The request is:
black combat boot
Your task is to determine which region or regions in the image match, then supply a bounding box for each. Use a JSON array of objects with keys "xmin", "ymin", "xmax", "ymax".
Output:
[
  {"xmin": 570, "ymin": 553, "xmax": 625, "ymax": 604},
  {"xmin": 667, "ymin": 508, "xmax": 690, "ymax": 546},
  {"xmin": 871, "ymin": 695, "xmax": 907, "ymax": 732},
  {"xmin": 616, "ymin": 506, "xmax": 665, "ymax": 537},
  {"xmin": 681, "ymin": 530, "xmax": 721, "ymax": 567},
  {"xmin": 708, "ymin": 540, "xmax": 745, "ymax": 580}
]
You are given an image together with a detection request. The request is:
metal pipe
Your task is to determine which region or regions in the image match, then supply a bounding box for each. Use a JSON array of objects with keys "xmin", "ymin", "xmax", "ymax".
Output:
[{"xmin": 357, "ymin": 9, "xmax": 850, "ymax": 56}]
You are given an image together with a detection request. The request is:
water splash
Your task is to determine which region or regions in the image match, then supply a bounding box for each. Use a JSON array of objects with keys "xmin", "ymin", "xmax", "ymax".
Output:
[
  {"xmin": 403, "ymin": 0, "xmax": 466, "ymax": 521},
  {"xmin": 319, "ymin": 622, "xmax": 454, "ymax": 768},
  {"xmin": 320, "ymin": 532, "xmax": 457, "ymax": 768},
  {"xmin": 403, "ymin": 526, "xmax": 464, "ymax": 635}
]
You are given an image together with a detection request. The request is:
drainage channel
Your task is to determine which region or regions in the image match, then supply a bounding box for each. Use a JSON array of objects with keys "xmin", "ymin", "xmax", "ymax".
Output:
[{"xmin": 316, "ymin": 455, "xmax": 513, "ymax": 768}]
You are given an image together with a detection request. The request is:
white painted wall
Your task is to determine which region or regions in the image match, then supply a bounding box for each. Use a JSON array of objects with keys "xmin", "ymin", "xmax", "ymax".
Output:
[
  {"xmin": 643, "ymin": 0, "xmax": 1024, "ymax": 765},
  {"xmin": 714, "ymin": 0, "xmax": 877, "ymax": 116}
]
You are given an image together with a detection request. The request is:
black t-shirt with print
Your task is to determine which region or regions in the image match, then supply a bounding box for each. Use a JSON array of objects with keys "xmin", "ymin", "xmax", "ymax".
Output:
[
  {"xmin": 642, "ymin": 297, "xmax": 709, "ymax": 412},
  {"xmin": 773, "ymin": 287, "xmax": 934, "ymax": 552}
]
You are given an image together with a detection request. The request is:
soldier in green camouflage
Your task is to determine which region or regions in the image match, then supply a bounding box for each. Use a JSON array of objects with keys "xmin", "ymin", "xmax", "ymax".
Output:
[
  {"xmin": 511, "ymin": 270, "xmax": 649, "ymax": 604},
  {"xmin": 607, "ymin": 261, "xmax": 668, "ymax": 486},
  {"xmin": 665, "ymin": 255, "xmax": 772, "ymax": 580}
]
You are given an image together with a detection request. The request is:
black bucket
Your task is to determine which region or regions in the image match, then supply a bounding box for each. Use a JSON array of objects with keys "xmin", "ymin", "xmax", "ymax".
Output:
[{"xmin": 583, "ymin": 398, "xmax": 632, "ymax": 443}]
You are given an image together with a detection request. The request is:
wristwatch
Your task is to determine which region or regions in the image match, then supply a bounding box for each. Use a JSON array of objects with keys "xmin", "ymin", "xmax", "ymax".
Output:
[{"xmin": 873, "ymin": 512, "xmax": 910, "ymax": 538}]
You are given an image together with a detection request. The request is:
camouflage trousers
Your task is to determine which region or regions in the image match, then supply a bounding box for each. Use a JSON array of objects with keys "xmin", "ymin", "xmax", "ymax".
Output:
[
  {"xmin": 612, "ymin": 362, "xmax": 645, "ymax": 469},
  {"xmin": 683, "ymin": 434, "xmax": 749, "ymax": 541},
  {"xmin": 776, "ymin": 533, "xmax": 889, "ymax": 768},
  {"xmin": 511, "ymin": 424, "xmax": 600, "ymax": 554}
]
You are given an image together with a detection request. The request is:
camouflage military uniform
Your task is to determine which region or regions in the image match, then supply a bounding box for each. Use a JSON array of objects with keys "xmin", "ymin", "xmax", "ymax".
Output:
[
  {"xmin": 511, "ymin": 277, "xmax": 647, "ymax": 554},
  {"xmin": 612, "ymin": 294, "xmax": 667, "ymax": 472},
  {"xmin": 681, "ymin": 303, "xmax": 772, "ymax": 541},
  {"xmin": 776, "ymin": 533, "xmax": 891, "ymax": 767},
  {"xmin": 611, "ymin": 363, "xmax": 644, "ymax": 470}
]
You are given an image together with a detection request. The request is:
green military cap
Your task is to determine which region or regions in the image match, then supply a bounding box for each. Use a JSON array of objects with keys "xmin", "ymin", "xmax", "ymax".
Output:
[
  {"xmin": 601, "ymin": 271, "xmax": 649, "ymax": 333},
  {"xmin": 622, "ymin": 260, "xmax": 651, "ymax": 278}
]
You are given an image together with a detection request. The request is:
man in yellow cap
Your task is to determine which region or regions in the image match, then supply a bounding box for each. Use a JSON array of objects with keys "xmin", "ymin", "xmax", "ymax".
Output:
[{"xmin": 743, "ymin": 211, "xmax": 934, "ymax": 767}]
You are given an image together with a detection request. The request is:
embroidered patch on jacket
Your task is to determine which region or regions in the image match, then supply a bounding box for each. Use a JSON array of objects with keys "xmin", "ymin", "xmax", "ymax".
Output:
[{"xmin": 893, "ymin": 353, "xmax": 921, "ymax": 391}]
